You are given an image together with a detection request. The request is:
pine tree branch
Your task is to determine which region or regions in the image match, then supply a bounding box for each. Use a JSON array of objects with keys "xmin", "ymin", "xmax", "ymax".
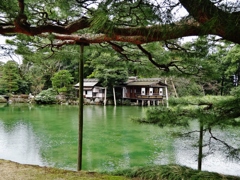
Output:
[{"xmin": 208, "ymin": 128, "xmax": 240, "ymax": 161}]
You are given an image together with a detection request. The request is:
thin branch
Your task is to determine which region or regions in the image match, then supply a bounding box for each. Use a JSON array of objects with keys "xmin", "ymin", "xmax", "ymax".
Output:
[
  {"xmin": 178, "ymin": 129, "xmax": 207, "ymax": 137},
  {"xmin": 208, "ymin": 128, "xmax": 240, "ymax": 161},
  {"xmin": 164, "ymin": 40, "xmax": 188, "ymax": 52},
  {"xmin": 137, "ymin": 44, "xmax": 170, "ymax": 72}
]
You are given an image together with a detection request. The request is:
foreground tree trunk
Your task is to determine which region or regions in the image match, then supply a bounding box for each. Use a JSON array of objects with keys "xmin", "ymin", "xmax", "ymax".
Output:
[
  {"xmin": 198, "ymin": 120, "xmax": 204, "ymax": 171},
  {"xmin": 77, "ymin": 44, "xmax": 84, "ymax": 171}
]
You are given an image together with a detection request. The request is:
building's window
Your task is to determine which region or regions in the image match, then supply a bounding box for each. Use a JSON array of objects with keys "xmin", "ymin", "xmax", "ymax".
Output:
[
  {"xmin": 149, "ymin": 88, "xmax": 153, "ymax": 95},
  {"xmin": 159, "ymin": 88, "xmax": 163, "ymax": 95},
  {"xmin": 141, "ymin": 88, "xmax": 145, "ymax": 95}
]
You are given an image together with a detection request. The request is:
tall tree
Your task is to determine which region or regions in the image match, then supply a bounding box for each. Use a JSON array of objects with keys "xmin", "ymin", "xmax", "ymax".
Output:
[
  {"xmin": 2, "ymin": 1, "xmax": 240, "ymax": 83},
  {"xmin": 0, "ymin": 61, "xmax": 20, "ymax": 93},
  {"xmin": 51, "ymin": 70, "xmax": 74, "ymax": 94}
]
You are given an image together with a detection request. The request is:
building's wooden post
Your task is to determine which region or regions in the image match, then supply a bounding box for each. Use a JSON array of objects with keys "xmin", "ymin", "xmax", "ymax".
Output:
[
  {"xmin": 113, "ymin": 87, "xmax": 116, "ymax": 106},
  {"xmin": 170, "ymin": 77, "xmax": 178, "ymax": 98},
  {"xmin": 104, "ymin": 87, "xmax": 107, "ymax": 106},
  {"xmin": 164, "ymin": 79, "xmax": 169, "ymax": 108}
]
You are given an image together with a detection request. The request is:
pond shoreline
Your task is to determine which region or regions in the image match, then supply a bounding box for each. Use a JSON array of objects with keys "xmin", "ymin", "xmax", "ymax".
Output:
[
  {"xmin": 0, "ymin": 159, "xmax": 131, "ymax": 180},
  {"xmin": 0, "ymin": 159, "xmax": 239, "ymax": 180}
]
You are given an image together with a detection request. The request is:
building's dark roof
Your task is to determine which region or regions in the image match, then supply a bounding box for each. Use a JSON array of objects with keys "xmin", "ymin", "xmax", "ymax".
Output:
[
  {"xmin": 74, "ymin": 79, "xmax": 99, "ymax": 87},
  {"xmin": 126, "ymin": 77, "xmax": 167, "ymax": 87},
  {"xmin": 74, "ymin": 77, "xmax": 167, "ymax": 88}
]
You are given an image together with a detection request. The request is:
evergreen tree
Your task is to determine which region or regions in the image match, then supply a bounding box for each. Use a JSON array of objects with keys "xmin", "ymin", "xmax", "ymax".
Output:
[
  {"xmin": 0, "ymin": 61, "xmax": 20, "ymax": 94},
  {"xmin": 134, "ymin": 93, "xmax": 240, "ymax": 170}
]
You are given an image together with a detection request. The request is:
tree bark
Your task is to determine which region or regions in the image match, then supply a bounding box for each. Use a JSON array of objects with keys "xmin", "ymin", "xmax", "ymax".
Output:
[
  {"xmin": 77, "ymin": 44, "xmax": 84, "ymax": 171},
  {"xmin": 198, "ymin": 120, "xmax": 204, "ymax": 171},
  {"xmin": 1, "ymin": 4, "xmax": 240, "ymax": 44}
]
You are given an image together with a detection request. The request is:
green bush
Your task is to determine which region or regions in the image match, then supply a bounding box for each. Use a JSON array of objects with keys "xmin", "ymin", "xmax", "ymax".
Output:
[
  {"xmin": 111, "ymin": 165, "xmax": 240, "ymax": 180},
  {"xmin": 35, "ymin": 88, "xmax": 57, "ymax": 104}
]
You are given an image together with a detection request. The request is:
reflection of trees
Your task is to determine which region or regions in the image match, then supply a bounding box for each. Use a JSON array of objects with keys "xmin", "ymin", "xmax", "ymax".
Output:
[
  {"xmin": 0, "ymin": 104, "xmax": 239, "ymax": 174},
  {"xmin": 0, "ymin": 119, "xmax": 44, "ymax": 166}
]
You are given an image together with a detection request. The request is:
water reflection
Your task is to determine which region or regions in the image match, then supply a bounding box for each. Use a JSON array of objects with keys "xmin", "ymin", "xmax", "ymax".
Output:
[
  {"xmin": 0, "ymin": 121, "xmax": 45, "ymax": 166},
  {"xmin": 0, "ymin": 104, "xmax": 239, "ymax": 176},
  {"xmin": 174, "ymin": 126, "xmax": 240, "ymax": 176}
]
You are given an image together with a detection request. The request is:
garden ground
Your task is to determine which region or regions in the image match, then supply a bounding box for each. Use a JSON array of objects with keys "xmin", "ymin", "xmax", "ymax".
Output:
[
  {"xmin": 0, "ymin": 159, "xmax": 130, "ymax": 180},
  {"xmin": 0, "ymin": 159, "xmax": 240, "ymax": 180}
]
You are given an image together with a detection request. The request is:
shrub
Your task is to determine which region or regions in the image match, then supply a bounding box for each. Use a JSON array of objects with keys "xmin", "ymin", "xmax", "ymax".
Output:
[
  {"xmin": 35, "ymin": 88, "xmax": 57, "ymax": 104},
  {"xmin": 111, "ymin": 165, "xmax": 240, "ymax": 180}
]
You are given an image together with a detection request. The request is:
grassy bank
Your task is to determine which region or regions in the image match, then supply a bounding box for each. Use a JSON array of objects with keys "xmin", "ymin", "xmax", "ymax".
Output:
[
  {"xmin": 0, "ymin": 159, "xmax": 130, "ymax": 180},
  {"xmin": 1, "ymin": 159, "xmax": 239, "ymax": 180},
  {"xmin": 110, "ymin": 164, "xmax": 240, "ymax": 180}
]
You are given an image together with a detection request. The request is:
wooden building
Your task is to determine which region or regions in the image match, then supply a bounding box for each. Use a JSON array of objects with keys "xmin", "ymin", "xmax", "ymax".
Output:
[
  {"xmin": 74, "ymin": 77, "xmax": 168, "ymax": 106},
  {"xmin": 74, "ymin": 79, "xmax": 105, "ymax": 101},
  {"xmin": 122, "ymin": 77, "xmax": 168, "ymax": 106}
]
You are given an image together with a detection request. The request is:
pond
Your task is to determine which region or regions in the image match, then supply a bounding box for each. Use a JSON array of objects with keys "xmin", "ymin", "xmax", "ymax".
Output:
[{"xmin": 0, "ymin": 104, "xmax": 239, "ymax": 176}]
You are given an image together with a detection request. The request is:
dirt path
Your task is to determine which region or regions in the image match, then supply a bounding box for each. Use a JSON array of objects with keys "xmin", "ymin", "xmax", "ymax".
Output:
[{"xmin": 0, "ymin": 159, "xmax": 129, "ymax": 180}]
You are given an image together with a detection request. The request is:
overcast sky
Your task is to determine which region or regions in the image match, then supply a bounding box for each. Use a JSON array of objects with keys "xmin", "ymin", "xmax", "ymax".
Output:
[{"xmin": 0, "ymin": 35, "xmax": 22, "ymax": 64}]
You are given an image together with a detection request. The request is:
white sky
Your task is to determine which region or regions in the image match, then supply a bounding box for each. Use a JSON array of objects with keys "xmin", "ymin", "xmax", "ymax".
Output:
[{"xmin": 0, "ymin": 35, "xmax": 22, "ymax": 64}]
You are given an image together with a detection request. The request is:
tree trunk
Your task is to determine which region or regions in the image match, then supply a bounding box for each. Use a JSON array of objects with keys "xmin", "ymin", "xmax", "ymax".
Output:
[
  {"xmin": 77, "ymin": 44, "xmax": 84, "ymax": 171},
  {"xmin": 198, "ymin": 120, "xmax": 204, "ymax": 171},
  {"xmin": 221, "ymin": 76, "xmax": 224, "ymax": 96}
]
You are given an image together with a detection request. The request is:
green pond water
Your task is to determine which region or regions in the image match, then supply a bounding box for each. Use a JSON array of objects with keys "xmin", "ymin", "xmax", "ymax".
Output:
[{"xmin": 0, "ymin": 104, "xmax": 239, "ymax": 176}]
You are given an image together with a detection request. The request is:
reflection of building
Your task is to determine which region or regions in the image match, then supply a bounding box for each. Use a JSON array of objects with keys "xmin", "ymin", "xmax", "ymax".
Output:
[
  {"xmin": 74, "ymin": 79, "xmax": 105, "ymax": 101},
  {"xmin": 121, "ymin": 77, "xmax": 168, "ymax": 106}
]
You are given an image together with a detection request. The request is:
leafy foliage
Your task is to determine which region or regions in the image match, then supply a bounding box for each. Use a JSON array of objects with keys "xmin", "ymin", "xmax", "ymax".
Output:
[
  {"xmin": 87, "ymin": 49, "xmax": 128, "ymax": 87},
  {"xmin": 34, "ymin": 88, "xmax": 57, "ymax": 104},
  {"xmin": 51, "ymin": 70, "xmax": 74, "ymax": 94}
]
